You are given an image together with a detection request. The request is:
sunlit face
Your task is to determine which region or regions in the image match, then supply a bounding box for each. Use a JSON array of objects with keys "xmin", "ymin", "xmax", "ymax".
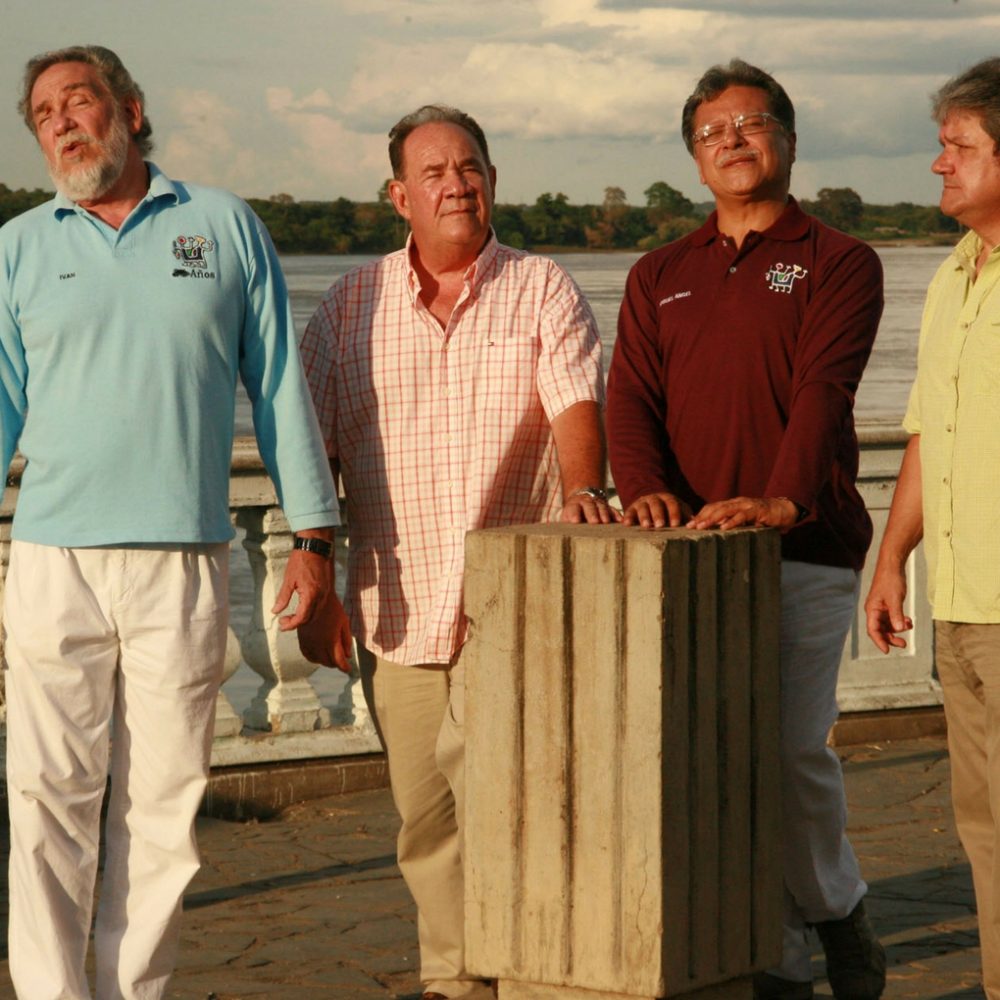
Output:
[
  {"xmin": 30, "ymin": 61, "xmax": 139, "ymax": 202},
  {"xmin": 691, "ymin": 85, "xmax": 795, "ymax": 204},
  {"xmin": 388, "ymin": 122, "xmax": 496, "ymax": 256},
  {"xmin": 933, "ymin": 109, "xmax": 1000, "ymax": 232}
]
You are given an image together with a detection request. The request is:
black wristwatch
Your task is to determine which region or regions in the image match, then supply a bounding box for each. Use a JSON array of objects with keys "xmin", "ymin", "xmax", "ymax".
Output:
[{"xmin": 293, "ymin": 536, "xmax": 334, "ymax": 559}]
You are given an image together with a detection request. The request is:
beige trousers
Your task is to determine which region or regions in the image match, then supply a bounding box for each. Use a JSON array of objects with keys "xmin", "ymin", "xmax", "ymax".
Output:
[
  {"xmin": 360, "ymin": 648, "xmax": 489, "ymax": 999},
  {"xmin": 936, "ymin": 620, "xmax": 1000, "ymax": 999},
  {"xmin": 4, "ymin": 541, "xmax": 229, "ymax": 1000}
]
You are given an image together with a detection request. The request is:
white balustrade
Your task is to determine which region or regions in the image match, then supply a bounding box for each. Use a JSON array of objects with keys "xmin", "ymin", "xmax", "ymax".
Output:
[
  {"xmin": 0, "ymin": 439, "xmax": 381, "ymax": 772},
  {"xmin": 0, "ymin": 423, "xmax": 937, "ymax": 774}
]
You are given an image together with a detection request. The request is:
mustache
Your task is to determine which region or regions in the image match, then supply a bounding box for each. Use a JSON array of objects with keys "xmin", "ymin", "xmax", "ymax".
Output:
[
  {"xmin": 717, "ymin": 149, "xmax": 759, "ymax": 167},
  {"xmin": 55, "ymin": 131, "xmax": 95, "ymax": 154}
]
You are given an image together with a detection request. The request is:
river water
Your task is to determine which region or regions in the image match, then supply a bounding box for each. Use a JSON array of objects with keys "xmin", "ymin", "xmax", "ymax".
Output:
[
  {"xmin": 224, "ymin": 244, "xmax": 950, "ymax": 715},
  {"xmin": 279, "ymin": 244, "xmax": 950, "ymax": 423}
]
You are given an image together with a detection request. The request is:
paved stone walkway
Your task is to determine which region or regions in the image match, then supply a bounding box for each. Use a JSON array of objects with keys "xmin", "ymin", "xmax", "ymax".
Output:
[{"xmin": 0, "ymin": 736, "xmax": 987, "ymax": 998}]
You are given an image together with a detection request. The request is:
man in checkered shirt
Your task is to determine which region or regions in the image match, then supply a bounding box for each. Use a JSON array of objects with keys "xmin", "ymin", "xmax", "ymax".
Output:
[{"xmin": 299, "ymin": 104, "xmax": 613, "ymax": 1000}]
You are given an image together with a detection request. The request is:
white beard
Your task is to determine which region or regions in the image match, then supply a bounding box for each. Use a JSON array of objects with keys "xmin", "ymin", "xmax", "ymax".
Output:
[{"xmin": 48, "ymin": 108, "xmax": 131, "ymax": 202}]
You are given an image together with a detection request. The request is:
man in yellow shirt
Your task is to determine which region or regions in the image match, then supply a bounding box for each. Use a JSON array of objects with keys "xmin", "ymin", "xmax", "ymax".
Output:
[{"xmin": 865, "ymin": 57, "xmax": 1000, "ymax": 999}]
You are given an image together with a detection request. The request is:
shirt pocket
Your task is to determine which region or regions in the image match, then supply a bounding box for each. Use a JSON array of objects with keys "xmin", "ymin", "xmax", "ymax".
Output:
[
  {"xmin": 968, "ymin": 321, "xmax": 1000, "ymax": 397},
  {"xmin": 476, "ymin": 334, "xmax": 540, "ymax": 412}
]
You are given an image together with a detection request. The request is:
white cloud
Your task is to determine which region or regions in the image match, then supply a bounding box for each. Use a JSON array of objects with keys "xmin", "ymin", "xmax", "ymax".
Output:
[
  {"xmin": 158, "ymin": 90, "xmax": 259, "ymax": 191},
  {"xmin": 340, "ymin": 39, "xmax": 691, "ymax": 141},
  {"xmin": 267, "ymin": 88, "xmax": 336, "ymax": 114},
  {"xmin": 1, "ymin": 0, "xmax": 996, "ymax": 206}
]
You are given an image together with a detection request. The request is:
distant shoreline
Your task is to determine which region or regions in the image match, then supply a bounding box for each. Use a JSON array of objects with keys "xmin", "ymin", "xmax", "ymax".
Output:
[{"xmin": 278, "ymin": 235, "xmax": 960, "ymax": 257}]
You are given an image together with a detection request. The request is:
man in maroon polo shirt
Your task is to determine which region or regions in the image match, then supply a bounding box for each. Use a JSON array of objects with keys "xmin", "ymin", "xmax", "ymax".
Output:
[{"xmin": 606, "ymin": 60, "xmax": 885, "ymax": 1000}]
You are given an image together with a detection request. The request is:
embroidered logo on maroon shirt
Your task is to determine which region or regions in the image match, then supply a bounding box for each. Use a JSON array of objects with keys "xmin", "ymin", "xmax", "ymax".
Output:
[{"xmin": 765, "ymin": 263, "xmax": 808, "ymax": 294}]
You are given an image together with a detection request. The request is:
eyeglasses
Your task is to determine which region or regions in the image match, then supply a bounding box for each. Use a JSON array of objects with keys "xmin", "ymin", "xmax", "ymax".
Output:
[{"xmin": 692, "ymin": 112, "xmax": 785, "ymax": 147}]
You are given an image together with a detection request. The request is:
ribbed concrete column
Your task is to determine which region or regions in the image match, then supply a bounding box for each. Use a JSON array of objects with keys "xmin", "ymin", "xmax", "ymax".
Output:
[{"xmin": 463, "ymin": 524, "xmax": 783, "ymax": 1000}]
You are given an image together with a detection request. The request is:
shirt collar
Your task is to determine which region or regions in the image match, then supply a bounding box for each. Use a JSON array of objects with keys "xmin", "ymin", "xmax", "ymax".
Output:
[
  {"xmin": 951, "ymin": 228, "xmax": 1000, "ymax": 278},
  {"xmin": 404, "ymin": 228, "xmax": 500, "ymax": 302},
  {"xmin": 690, "ymin": 196, "xmax": 810, "ymax": 247},
  {"xmin": 51, "ymin": 160, "xmax": 177, "ymax": 218}
]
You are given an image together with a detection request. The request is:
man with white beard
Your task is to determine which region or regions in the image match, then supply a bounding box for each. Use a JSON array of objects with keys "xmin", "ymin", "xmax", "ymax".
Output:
[{"xmin": 0, "ymin": 45, "xmax": 350, "ymax": 1000}]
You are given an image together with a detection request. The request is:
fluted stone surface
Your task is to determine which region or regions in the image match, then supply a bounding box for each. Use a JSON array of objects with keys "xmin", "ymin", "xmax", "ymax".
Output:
[{"xmin": 463, "ymin": 524, "xmax": 782, "ymax": 1000}]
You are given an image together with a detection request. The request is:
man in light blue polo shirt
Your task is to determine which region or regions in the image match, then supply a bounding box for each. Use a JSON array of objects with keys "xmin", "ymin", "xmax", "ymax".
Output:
[{"xmin": 0, "ymin": 45, "xmax": 351, "ymax": 1000}]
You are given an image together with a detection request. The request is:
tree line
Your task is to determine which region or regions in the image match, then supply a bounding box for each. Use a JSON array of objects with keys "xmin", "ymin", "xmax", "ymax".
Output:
[{"xmin": 0, "ymin": 181, "xmax": 960, "ymax": 254}]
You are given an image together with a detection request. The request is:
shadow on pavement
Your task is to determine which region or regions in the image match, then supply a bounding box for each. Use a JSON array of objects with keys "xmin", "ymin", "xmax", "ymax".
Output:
[{"xmin": 184, "ymin": 852, "xmax": 399, "ymax": 910}]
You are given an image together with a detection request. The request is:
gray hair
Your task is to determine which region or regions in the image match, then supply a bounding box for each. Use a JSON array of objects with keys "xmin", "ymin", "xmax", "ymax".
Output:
[
  {"xmin": 18, "ymin": 44, "xmax": 153, "ymax": 156},
  {"xmin": 933, "ymin": 58, "xmax": 1000, "ymax": 152},
  {"xmin": 388, "ymin": 104, "xmax": 490, "ymax": 180},
  {"xmin": 681, "ymin": 58, "xmax": 795, "ymax": 155}
]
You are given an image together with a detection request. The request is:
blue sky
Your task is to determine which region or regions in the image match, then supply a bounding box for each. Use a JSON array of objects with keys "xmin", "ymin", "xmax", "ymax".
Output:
[{"xmin": 2, "ymin": 0, "xmax": 997, "ymax": 208}]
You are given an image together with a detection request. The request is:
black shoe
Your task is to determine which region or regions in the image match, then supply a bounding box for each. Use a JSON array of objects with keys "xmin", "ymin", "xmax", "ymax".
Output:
[
  {"xmin": 753, "ymin": 971, "xmax": 814, "ymax": 999},
  {"xmin": 814, "ymin": 899, "xmax": 886, "ymax": 1000}
]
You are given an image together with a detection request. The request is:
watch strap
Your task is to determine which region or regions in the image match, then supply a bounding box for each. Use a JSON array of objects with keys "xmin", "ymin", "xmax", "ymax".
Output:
[{"xmin": 293, "ymin": 536, "xmax": 334, "ymax": 559}]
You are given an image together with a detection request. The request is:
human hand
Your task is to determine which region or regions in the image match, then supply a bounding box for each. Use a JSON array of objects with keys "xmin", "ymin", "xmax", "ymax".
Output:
[
  {"xmin": 687, "ymin": 496, "xmax": 799, "ymax": 531},
  {"xmin": 621, "ymin": 492, "xmax": 693, "ymax": 529},
  {"xmin": 864, "ymin": 567, "xmax": 913, "ymax": 654},
  {"xmin": 297, "ymin": 588, "xmax": 354, "ymax": 672}
]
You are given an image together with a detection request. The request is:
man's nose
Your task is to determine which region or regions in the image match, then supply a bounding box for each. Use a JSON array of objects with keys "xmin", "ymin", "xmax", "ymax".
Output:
[
  {"xmin": 721, "ymin": 122, "xmax": 748, "ymax": 148},
  {"xmin": 51, "ymin": 110, "xmax": 76, "ymax": 136},
  {"xmin": 445, "ymin": 168, "xmax": 473, "ymax": 195}
]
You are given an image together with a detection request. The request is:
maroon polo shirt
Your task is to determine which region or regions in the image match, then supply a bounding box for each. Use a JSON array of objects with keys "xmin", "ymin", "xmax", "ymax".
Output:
[{"xmin": 606, "ymin": 198, "xmax": 883, "ymax": 570}]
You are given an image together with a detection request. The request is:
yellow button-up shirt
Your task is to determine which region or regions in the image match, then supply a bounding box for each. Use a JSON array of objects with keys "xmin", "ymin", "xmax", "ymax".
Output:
[{"xmin": 904, "ymin": 230, "xmax": 1000, "ymax": 622}]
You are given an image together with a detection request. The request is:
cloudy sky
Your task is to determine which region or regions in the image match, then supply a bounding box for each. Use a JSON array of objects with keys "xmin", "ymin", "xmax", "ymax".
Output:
[{"xmin": 2, "ymin": 0, "xmax": 996, "ymax": 208}]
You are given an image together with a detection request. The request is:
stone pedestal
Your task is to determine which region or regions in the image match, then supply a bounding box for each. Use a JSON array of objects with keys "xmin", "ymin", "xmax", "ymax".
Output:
[{"xmin": 463, "ymin": 524, "xmax": 783, "ymax": 1000}]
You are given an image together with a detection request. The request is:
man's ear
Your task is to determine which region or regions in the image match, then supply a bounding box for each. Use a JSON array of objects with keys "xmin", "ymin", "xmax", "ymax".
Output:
[
  {"xmin": 387, "ymin": 178, "xmax": 410, "ymax": 220},
  {"xmin": 123, "ymin": 97, "xmax": 143, "ymax": 136}
]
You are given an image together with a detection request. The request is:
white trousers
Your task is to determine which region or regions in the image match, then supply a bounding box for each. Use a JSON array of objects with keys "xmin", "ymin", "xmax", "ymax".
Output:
[
  {"xmin": 769, "ymin": 560, "xmax": 867, "ymax": 983},
  {"xmin": 4, "ymin": 541, "xmax": 229, "ymax": 1000}
]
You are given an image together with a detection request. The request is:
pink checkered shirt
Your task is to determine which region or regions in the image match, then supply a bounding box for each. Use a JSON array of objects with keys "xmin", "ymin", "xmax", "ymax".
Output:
[{"xmin": 301, "ymin": 235, "xmax": 604, "ymax": 665}]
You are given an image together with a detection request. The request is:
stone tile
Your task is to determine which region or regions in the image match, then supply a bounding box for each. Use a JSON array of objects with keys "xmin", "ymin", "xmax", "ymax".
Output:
[{"xmin": 0, "ymin": 737, "xmax": 990, "ymax": 999}]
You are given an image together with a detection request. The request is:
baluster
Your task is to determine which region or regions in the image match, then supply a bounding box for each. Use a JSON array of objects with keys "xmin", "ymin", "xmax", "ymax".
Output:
[{"xmin": 235, "ymin": 506, "xmax": 331, "ymax": 734}]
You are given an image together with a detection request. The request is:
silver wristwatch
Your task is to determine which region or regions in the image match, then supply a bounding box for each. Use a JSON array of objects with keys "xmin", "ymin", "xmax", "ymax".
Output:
[{"xmin": 570, "ymin": 486, "xmax": 609, "ymax": 503}]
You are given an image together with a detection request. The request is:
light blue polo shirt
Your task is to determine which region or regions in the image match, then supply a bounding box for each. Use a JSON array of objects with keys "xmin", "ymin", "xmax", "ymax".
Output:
[{"xmin": 0, "ymin": 164, "xmax": 338, "ymax": 545}]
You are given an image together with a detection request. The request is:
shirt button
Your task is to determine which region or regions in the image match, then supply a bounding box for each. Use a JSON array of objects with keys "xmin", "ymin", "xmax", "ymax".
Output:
[
  {"xmin": 729, "ymin": 266, "xmax": 737, "ymax": 273},
  {"xmin": 945, "ymin": 424, "xmax": 953, "ymax": 432},
  {"xmin": 960, "ymin": 321, "xmax": 969, "ymax": 329},
  {"xmin": 943, "ymin": 529, "xmax": 951, "ymax": 538},
  {"xmin": 942, "ymin": 476, "xmax": 949, "ymax": 485}
]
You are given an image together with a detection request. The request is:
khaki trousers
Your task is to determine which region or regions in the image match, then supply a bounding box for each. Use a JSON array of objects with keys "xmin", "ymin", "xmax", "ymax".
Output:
[
  {"xmin": 4, "ymin": 541, "xmax": 229, "ymax": 1000},
  {"xmin": 936, "ymin": 620, "xmax": 1000, "ymax": 999},
  {"xmin": 360, "ymin": 648, "xmax": 489, "ymax": 999}
]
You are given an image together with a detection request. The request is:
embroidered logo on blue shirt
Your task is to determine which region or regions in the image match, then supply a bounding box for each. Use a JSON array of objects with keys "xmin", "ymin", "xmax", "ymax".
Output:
[
  {"xmin": 172, "ymin": 235, "xmax": 217, "ymax": 278},
  {"xmin": 765, "ymin": 262, "xmax": 807, "ymax": 294}
]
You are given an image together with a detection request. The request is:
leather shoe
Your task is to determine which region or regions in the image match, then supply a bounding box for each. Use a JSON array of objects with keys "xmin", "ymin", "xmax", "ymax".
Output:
[{"xmin": 814, "ymin": 899, "xmax": 886, "ymax": 1000}]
